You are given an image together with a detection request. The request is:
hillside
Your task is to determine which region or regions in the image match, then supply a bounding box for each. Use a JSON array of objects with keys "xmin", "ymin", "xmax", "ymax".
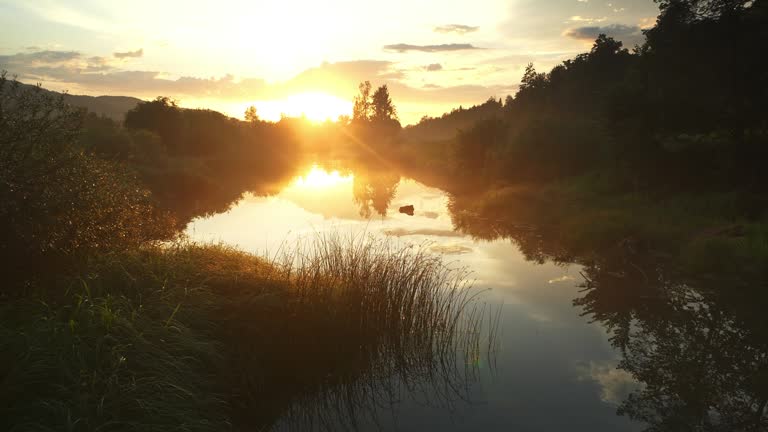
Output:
[
  {"xmin": 17, "ymin": 81, "xmax": 143, "ymax": 121},
  {"xmin": 402, "ymin": 97, "xmax": 504, "ymax": 143}
]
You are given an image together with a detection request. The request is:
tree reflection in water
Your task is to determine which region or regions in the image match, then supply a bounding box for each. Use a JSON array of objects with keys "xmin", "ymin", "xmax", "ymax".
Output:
[
  {"xmin": 446, "ymin": 188, "xmax": 768, "ymax": 431},
  {"xmin": 577, "ymin": 255, "xmax": 768, "ymax": 431},
  {"xmin": 352, "ymin": 169, "xmax": 400, "ymax": 218}
]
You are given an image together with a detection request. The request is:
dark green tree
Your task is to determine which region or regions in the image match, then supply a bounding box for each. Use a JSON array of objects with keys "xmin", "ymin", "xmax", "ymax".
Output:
[
  {"xmin": 370, "ymin": 84, "xmax": 398, "ymax": 123},
  {"xmin": 124, "ymin": 96, "xmax": 185, "ymax": 153}
]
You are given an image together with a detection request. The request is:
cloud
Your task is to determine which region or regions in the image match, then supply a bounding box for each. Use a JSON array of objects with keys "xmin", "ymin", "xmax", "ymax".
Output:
[
  {"xmin": 563, "ymin": 24, "xmax": 644, "ymax": 46},
  {"xmin": 433, "ymin": 24, "xmax": 479, "ymax": 35},
  {"xmin": 429, "ymin": 243, "xmax": 473, "ymax": 255},
  {"xmin": 383, "ymin": 43, "xmax": 482, "ymax": 53},
  {"xmin": 2, "ymin": 50, "xmax": 80, "ymax": 64},
  {"xmin": 577, "ymin": 361, "xmax": 642, "ymax": 405},
  {"xmin": 383, "ymin": 227, "xmax": 464, "ymax": 238},
  {"xmin": 0, "ymin": 50, "xmax": 115, "ymax": 80},
  {"xmin": 114, "ymin": 48, "xmax": 143, "ymax": 59},
  {"xmin": 568, "ymin": 15, "xmax": 607, "ymax": 23},
  {"xmin": 1, "ymin": 49, "xmax": 515, "ymax": 124},
  {"xmin": 0, "ymin": 50, "xmax": 267, "ymax": 98},
  {"xmin": 424, "ymin": 63, "xmax": 443, "ymax": 72},
  {"xmin": 287, "ymin": 60, "xmax": 402, "ymax": 89},
  {"xmin": 547, "ymin": 275, "xmax": 576, "ymax": 284}
]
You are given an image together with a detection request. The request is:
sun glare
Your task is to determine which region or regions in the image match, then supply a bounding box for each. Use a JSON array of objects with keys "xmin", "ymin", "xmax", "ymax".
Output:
[
  {"xmin": 246, "ymin": 92, "xmax": 353, "ymax": 123},
  {"xmin": 293, "ymin": 166, "xmax": 354, "ymax": 188}
]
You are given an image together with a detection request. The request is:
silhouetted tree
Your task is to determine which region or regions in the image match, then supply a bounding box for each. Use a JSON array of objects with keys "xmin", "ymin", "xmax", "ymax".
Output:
[
  {"xmin": 352, "ymin": 81, "xmax": 372, "ymax": 122},
  {"xmin": 337, "ymin": 114, "xmax": 351, "ymax": 126},
  {"xmin": 655, "ymin": 0, "xmax": 755, "ymax": 20},
  {"xmin": 124, "ymin": 97, "xmax": 185, "ymax": 153},
  {"xmin": 245, "ymin": 105, "xmax": 260, "ymax": 124},
  {"xmin": 370, "ymin": 85, "xmax": 398, "ymax": 123}
]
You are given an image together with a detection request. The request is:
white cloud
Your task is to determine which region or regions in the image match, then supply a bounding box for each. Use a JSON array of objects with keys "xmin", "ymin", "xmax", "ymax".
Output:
[{"xmin": 577, "ymin": 361, "xmax": 642, "ymax": 405}]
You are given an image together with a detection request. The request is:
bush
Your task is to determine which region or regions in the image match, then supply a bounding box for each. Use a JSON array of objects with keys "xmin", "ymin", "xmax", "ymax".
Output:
[{"xmin": 0, "ymin": 73, "xmax": 175, "ymax": 264}]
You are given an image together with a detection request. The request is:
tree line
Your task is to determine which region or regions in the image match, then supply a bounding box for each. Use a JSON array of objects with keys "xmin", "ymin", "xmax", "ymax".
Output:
[{"xmin": 401, "ymin": 0, "xmax": 767, "ymax": 193}]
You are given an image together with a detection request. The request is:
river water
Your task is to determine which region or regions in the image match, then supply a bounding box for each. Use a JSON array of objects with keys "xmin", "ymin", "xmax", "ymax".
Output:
[{"xmin": 186, "ymin": 164, "xmax": 643, "ymax": 431}]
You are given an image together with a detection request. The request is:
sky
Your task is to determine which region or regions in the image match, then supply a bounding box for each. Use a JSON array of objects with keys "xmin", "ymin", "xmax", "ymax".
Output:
[{"xmin": 0, "ymin": 0, "xmax": 660, "ymax": 124}]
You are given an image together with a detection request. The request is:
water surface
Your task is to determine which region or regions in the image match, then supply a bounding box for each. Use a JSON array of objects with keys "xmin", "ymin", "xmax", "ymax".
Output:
[{"xmin": 187, "ymin": 164, "xmax": 644, "ymax": 431}]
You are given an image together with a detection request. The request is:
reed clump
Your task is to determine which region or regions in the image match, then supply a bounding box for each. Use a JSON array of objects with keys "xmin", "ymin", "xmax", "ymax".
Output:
[{"xmin": 1, "ymin": 233, "xmax": 489, "ymax": 431}]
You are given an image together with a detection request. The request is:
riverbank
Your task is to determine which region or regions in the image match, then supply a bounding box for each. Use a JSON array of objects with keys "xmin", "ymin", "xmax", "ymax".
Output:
[
  {"xmin": 1, "ymin": 236, "xmax": 480, "ymax": 431},
  {"xmin": 390, "ymin": 144, "xmax": 766, "ymax": 284},
  {"xmin": 427, "ymin": 173, "xmax": 768, "ymax": 285}
]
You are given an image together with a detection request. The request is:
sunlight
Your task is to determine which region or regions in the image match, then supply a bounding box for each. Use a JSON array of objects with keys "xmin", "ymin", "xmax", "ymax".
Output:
[
  {"xmin": 293, "ymin": 165, "xmax": 354, "ymax": 189},
  {"xmin": 246, "ymin": 92, "xmax": 353, "ymax": 123},
  {"xmin": 288, "ymin": 93, "xmax": 352, "ymax": 123}
]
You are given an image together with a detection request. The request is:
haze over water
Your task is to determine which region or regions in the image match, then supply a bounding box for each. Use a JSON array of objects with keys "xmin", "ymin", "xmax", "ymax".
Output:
[{"xmin": 189, "ymin": 164, "xmax": 643, "ymax": 431}]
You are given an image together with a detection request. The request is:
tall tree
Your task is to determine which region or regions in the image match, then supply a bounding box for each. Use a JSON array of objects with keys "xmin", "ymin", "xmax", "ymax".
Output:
[
  {"xmin": 352, "ymin": 81, "xmax": 372, "ymax": 122},
  {"xmin": 654, "ymin": 0, "xmax": 755, "ymax": 19},
  {"xmin": 244, "ymin": 105, "xmax": 259, "ymax": 124},
  {"xmin": 371, "ymin": 84, "xmax": 398, "ymax": 123}
]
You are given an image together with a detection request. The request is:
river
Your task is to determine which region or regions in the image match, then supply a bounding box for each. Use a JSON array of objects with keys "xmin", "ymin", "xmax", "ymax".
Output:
[{"xmin": 184, "ymin": 163, "xmax": 649, "ymax": 431}]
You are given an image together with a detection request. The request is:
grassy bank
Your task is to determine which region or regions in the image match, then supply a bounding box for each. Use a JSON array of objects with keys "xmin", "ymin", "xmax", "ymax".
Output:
[
  {"xmin": 443, "ymin": 177, "xmax": 768, "ymax": 284},
  {"xmin": 1, "ymin": 235, "xmax": 483, "ymax": 432}
]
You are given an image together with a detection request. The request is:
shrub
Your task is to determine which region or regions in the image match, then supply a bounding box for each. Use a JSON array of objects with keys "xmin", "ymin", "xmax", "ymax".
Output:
[{"xmin": 0, "ymin": 73, "xmax": 175, "ymax": 265}]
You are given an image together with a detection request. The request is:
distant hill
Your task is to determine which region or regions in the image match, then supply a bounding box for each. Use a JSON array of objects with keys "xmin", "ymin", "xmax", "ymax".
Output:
[
  {"xmin": 17, "ymin": 82, "xmax": 143, "ymax": 121},
  {"xmin": 402, "ymin": 97, "xmax": 504, "ymax": 142}
]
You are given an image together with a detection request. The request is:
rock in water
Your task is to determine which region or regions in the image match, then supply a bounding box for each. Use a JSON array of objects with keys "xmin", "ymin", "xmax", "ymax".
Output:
[{"xmin": 399, "ymin": 205, "xmax": 415, "ymax": 216}]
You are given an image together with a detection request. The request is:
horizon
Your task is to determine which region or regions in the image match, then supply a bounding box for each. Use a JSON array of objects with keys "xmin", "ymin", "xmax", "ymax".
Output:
[{"xmin": 0, "ymin": 0, "xmax": 659, "ymax": 125}]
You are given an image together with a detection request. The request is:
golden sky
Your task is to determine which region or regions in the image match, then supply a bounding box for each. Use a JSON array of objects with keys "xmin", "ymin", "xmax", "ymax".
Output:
[{"xmin": 0, "ymin": 0, "xmax": 659, "ymax": 124}]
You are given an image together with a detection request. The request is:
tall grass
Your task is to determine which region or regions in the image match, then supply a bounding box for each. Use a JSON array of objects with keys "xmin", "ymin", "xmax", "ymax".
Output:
[
  {"xmin": 254, "ymin": 232, "xmax": 491, "ymax": 431},
  {"xmin": 1, "ymin": 233, "xmax": 493, "ymax": 431}
]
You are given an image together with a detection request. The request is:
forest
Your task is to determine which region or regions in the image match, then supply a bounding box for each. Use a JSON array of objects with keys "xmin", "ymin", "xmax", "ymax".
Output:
[{"xmin": 398, "ymin": 0, "xmax": 768, "ymax": 283}]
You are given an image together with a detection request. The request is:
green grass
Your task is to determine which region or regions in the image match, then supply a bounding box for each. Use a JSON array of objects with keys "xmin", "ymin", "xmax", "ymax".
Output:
[
  {"xmin": 1, "ymin": 235, "xmax": 487, "ymax": 431},
  {"xmin": 444, "ymin": 175, "xmax": 768, "ymax": 282}
]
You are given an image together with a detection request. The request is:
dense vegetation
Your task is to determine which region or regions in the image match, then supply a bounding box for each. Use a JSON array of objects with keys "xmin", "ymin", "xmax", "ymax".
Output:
[
  {"xmin": 1, "ymin": 237, "xmax": 483, "ymax": 431},
  {"xmin": 397, "ymin": 0, "xmax": 768, "ymax": 280},
  {"xmin": 0, "ymin": 73, "xmax": 484, "ymax": 430},
  {"xmin": 405, "ymin": 0, "xmax": 767, "ymax": 187},
  {"xmin": 84, "ymin": 96, "xmax": 303, "ymax": 227},
  {"xmin": 0, "ymin": 74, "xmax": 175, "ymax": 268}
]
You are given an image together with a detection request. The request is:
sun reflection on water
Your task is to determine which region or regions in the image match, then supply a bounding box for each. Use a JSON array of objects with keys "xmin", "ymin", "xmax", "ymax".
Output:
[{"xmin": 293, "ymin": 165, "xmax": 354, "ymax": 189}]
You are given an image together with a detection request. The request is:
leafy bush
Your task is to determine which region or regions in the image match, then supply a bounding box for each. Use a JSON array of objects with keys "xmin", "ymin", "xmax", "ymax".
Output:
[{"xmin": 0, "ymin": 73, "xmax": 175, "ymax": 263}]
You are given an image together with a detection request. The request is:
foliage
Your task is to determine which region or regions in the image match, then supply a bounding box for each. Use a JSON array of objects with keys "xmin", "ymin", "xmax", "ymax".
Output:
[
  {"xmin": 0, "ymin": 73, "xmax": 174, "ymax": 262},
  {"xmin": 351, "ymin": 81, "xmax": 400, "ymax": 129},
  {"xmin": 404, "ymin": 97, "xmax": 503, "ymax": 143},
  {"xmin": 244, "ymin": 105, "xmax": 259, "ymax": 124},
  {"xmin": 576, "ymin": 248, "xmax": 768, "ymax": 431},
  {"xmin": 370, "ymin": 84, "xmax": 398, "ymax": 123},
  {"xmin": 0, "ymin": 236, "xmax": 486, "ymax": 431},
  {"xmin": 116, "ymin": 97, "xmax": 303, "ymax": 227},
  {"xmin": 352, "ymin": 80, "xmax": 372, "ymax": 122},
  {"xmin": 401, "ymin": 1, "xmax": 768, "ymax": 191}
]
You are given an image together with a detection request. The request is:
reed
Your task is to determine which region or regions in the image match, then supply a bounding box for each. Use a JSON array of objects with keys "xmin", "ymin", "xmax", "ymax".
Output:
[{"xmin": 1, "ymin": 233, "xmax": 494, "ymax": 431}]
